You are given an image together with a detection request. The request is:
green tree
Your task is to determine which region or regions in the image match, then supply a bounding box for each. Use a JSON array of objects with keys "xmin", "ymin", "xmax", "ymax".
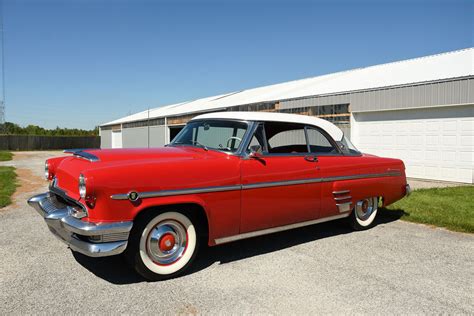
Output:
[{"xmin": 0, "ymin": 122, "xmax": 98, "ymax": 136}]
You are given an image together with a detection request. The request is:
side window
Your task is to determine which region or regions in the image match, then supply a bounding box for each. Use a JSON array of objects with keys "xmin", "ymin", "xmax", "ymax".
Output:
[
  {"xmin": 306, "ymin": 128, "xmax": 338, "ymax": 154},
  {"xmin": 265, "ymin": 122, "xmax": 308, "ymax": 154}
]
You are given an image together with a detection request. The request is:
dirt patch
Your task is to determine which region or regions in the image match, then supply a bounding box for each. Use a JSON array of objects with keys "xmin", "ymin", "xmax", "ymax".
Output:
[
  {"xmin": 12, "ymin": 151, "xmax": 64, "ymax": 161},
  {"xmin": 8, "ymin": 168, "xmax": 47, "ymax": 208}
]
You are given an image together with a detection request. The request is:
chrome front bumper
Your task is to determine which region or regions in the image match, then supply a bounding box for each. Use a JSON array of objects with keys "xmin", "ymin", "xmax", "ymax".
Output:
[{"xmin": 28, "ymin": 193, "xmax": 133, "ymax": 257}]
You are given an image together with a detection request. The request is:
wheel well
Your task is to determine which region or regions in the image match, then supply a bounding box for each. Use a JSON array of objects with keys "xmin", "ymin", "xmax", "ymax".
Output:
[{"xmin": 133, "ymin": 203, "xmax": 209, "ymax": 238}]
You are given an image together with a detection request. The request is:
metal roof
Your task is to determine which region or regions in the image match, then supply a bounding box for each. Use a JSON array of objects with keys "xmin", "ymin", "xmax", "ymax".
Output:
[{"xmin": 102, "ymin": 48, "xmax": 473, "ymax": 127}]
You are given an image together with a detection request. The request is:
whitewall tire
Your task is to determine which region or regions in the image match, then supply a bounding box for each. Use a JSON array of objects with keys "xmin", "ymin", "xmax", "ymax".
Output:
[
  {"xmin": 127, "ymin": 210, "xmax": 200, "ymax": 281},
  {"xmin": 349, "ymin": 197, "xmax": 379, "ymax": 230}
]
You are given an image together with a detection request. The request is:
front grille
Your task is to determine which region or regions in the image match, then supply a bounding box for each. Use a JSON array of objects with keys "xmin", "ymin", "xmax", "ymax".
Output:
[
  {"xmin": 101, "ymin": 232, "xmax": 130, "ymax": 242},
  {"xmin": 76, "ymin": 232, "xmax": 129, "ymax": 243}
]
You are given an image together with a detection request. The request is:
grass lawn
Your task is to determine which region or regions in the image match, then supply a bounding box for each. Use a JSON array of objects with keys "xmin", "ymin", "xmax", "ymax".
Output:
[
  {"xmin": 0, "ymin": 151, "xmax": 13, "ymax": 161},
  {"xmin": 384, "ymin": 186, "xmax": 474, "ymax": 233},
  {"xmin": 0, "ymin": 166, "xmax": 17, "ymax": 208}
]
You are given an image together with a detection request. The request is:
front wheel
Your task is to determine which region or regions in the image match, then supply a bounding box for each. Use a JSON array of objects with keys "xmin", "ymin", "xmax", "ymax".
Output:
[
  {"xmin": 126, "ymin": 211, "xmax": 199, "ymax": 281},
  {"xmin": 349, "ymin": 197, "xmax": 379, "ymax": 230}
]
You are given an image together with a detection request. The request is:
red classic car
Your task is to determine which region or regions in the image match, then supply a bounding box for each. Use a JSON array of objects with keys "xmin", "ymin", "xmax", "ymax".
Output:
[{"xmin": 28, "ymin": 112, "xmax": 410, "ymax": 280}]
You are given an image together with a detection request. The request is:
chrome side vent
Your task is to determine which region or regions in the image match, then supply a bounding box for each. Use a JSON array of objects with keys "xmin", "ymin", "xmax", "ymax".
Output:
[{"xmin": 333, "ymin": 190, "xmax": 352, "ymax": 213}]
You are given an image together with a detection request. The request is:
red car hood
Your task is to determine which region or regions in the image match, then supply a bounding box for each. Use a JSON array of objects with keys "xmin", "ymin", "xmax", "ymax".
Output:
[
  {"xmin": 52, "ymin": 146, "xmax": 214, "ymax": 200},
  {"xmin": 84, "ymin": 146, "xmax": 208, "ymax": 162}
]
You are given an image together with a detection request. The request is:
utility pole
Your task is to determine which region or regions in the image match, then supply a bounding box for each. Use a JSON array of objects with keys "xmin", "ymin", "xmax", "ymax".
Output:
[
  {"xmin": 147, "ymin": 107, "xmax": 150, "ymax": 148},
  {"xmin": 0, "ymin": 0, "xmax": 5, "ymax": 132}
]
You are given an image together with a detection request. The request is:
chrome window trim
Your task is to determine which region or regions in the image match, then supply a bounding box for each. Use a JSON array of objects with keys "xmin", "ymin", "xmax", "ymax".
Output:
[{"xmin": 110, "ymin": 170, "xmax": 402, "ymax": 200}]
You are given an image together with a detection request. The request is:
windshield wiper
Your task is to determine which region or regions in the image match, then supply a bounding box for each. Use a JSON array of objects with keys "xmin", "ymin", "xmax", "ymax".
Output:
[{"xmin": 191, "ymin": 140, "xmax": 208, "ymax": 151}]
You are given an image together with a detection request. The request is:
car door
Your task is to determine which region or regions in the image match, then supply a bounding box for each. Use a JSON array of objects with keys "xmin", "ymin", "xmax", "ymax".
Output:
[
  {"xmin": 305, "ymin": 126, "xmax": 347, "ymax": 219},
  {"xmin": 240, "ymin": 122, "xmax": 321, "ymax": 233}
]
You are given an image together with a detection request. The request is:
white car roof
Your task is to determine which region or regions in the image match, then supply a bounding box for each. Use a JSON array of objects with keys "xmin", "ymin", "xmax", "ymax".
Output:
[{"xmin": 191, "ymin": 111, "xmax": 344, "ymax": 141}]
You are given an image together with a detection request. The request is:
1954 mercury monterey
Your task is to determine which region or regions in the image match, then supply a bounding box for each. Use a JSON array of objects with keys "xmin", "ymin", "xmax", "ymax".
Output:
[{"xmin": 28, "ymin": 112, "xmax": 410, "ymax": 280}]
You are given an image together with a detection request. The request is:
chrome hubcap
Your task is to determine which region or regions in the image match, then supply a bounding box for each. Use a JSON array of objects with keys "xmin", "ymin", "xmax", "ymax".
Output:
[
  {"xmin": 355, "ymin": 197, "xmax": 377, "ymax": 221},
  {"xmin": 147, "ymin": 220, "xmax": 187, "ymax": 265}
]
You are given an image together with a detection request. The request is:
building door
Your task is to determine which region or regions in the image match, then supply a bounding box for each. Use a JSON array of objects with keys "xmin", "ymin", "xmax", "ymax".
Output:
[
  {"xmin": 351, "ymin": 104, "xmax": 473, "ymax": 183},
  {"xmin": 111, "ymin": 130, "xmax": 123, "ymax": 149}
]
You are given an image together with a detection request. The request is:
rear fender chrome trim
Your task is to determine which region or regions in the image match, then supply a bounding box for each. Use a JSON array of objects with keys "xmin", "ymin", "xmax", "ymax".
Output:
[
  {"xmin": 334, "ymin": 196, "xmax": 352, "ymax": 201},
  {"xmin": 336, "ymin": 202, "xmax": 352, "ymax": 213},
  {"xmin": 214, "ymin": 213, "xmax": 350, "ymax": 245},
  {"xmin": 332, "ymin": 190, "xmax": 350, "ymax": 195}
]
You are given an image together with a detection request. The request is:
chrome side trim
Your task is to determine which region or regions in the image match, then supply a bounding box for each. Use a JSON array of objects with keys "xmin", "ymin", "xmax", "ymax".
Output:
[
  {"xmin": 64, "ymin": 149, "xmax": 100, "ymax": 162},
  {"xmin": 322, "ymin": 171, "xmax": 401, "ymax": 182},
  {"xmin": 242, "ymin": 178, "xmax": 321, "ymax": 190},
  {"xmin": 333, "ymin": 190, "xmax": 350, "ymax": 195},
  {"xmin": 336, "ymin": 202, "xmax": 352, "ymax": 213},
  {"xmin": 334, "ymin": 196, "xmax": 352, "ymax": 201},
  {"xmin": 110, "ymin": 171, "xmax": 402, "ymax": 200},
  {"xmin": 111, "ymin": 185, "xmax": 242, "ymax": 200},
  {"xmin": 214, "ymin": 213, "xmax": 350, "ymax": 245}
]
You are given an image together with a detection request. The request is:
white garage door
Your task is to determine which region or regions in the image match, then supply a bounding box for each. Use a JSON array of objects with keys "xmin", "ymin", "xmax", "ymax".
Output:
[
  {"xmin": 351, "ymin": 105, "xmax": 474, "ymax": 183},
  {"xmin": 111, "ymin": 130, "xmax": 123, "ymax": 149}
]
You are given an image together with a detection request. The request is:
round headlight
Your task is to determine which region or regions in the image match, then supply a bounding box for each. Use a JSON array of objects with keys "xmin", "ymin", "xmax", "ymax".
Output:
[
  {"xmin": 44, "ymin": 161, "xmax": 50, "ymax": 180},
  {"xmin": 79, "ymin": 174, "xmax": 87, "ymax": 199}
]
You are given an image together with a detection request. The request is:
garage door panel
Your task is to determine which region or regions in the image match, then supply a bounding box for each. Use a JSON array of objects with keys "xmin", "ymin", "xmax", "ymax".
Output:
[{"xmin": 353, "ymin": 105, "xmax": 474, "ymax": 183}]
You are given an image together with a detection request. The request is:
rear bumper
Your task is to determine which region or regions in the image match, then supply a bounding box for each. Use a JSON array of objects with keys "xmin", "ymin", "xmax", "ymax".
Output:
[
  {"xmin": 405, "ymin": 184, "xmax": 412, "ymax": 197},
  {"xmin": 27, "ymin": 193, "xmax": 133, "ymax": 257}
]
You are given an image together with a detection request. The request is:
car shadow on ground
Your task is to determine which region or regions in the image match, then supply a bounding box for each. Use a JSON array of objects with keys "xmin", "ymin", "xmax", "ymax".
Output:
[{"xmin": 73, "ymin": 208, "xmax": 405, "ymax": 284}]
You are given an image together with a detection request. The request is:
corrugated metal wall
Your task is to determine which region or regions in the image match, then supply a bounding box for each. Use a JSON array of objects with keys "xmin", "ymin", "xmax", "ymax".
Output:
[
  {"xmin": 280, "ymin": 77, "xmax": 473, "ymax": 112},
  {"xmin": 100, "ymin": 77, "xmax": 472, "ymax": 147},
  {"xmin": 149, "ymin": 126, "xmax": 167, "ymax": 147},
  {"xmin": 119, "ymin": 125, "xmax": 168, "ymax": 148},
  {"xmin": 100, "ymin": 130, "xmax": 112, "ymax": 148},
  {"xmin": 122, "ymin": 127, "xmax": 148, "ymax": 148}
]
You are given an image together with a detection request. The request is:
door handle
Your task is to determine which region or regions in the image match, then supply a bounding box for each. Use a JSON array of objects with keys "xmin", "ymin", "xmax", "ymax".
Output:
[{"xmin": 304, "ymin": 156, "xmax": 318, "ymax": 162}]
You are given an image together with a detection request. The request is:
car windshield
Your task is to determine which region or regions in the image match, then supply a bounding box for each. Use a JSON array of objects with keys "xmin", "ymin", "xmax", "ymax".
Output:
[{"xmin": 170, "ymin": 120, "xmax": 248, "ymax": 153}]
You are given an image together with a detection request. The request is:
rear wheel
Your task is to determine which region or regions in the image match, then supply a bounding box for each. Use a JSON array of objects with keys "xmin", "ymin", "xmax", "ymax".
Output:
[
  {"xmin": 349, "ymin": 197, "xmax": 379, "ymax": 230},
  {"xmin": 126, "ymin": 210, "xmax": 199, "ymax": 281}
]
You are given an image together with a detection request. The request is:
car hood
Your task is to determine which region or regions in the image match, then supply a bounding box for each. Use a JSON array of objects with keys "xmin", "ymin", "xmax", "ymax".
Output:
[
  {"xmin": 83, "ymin": 146, "xmax": 209, "ymax": 163},
  {"xmin": 52, "ymin": 146, "xmax": 218, "ymax": 200}
]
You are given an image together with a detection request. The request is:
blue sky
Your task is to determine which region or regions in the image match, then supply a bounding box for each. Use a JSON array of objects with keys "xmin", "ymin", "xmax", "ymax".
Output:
[{"xmin": 3, "ymin": 0, "xmax": 473, "ymax": 129}]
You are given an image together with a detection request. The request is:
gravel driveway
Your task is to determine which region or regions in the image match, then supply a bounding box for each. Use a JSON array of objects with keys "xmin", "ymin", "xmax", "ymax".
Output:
[{"xmin": 0, "ymin": 152, "xmax": 473, "ymax": 314}]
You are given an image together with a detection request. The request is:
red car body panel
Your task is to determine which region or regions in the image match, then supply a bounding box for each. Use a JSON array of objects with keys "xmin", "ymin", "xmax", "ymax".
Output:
[{"xmin": 48, "ymin": 144, "xmax": 408, "ymax": 246}]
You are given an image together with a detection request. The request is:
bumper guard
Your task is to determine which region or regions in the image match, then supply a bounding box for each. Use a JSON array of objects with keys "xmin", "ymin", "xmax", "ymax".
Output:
[{"xmin": 28, "ymin": 193, "xmax": 133, "ymax": 257}]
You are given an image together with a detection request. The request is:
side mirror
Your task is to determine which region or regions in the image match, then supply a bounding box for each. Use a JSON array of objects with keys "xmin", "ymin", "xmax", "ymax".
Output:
[{"xmin": 248, "ymin": 145, "xmax": 263, "ymax": 159}]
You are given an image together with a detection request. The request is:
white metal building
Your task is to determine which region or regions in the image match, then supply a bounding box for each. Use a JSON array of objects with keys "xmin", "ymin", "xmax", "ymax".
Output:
[{"xmin": 100, "ymin": 48, "xmax": 474, "ymax": 183}]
